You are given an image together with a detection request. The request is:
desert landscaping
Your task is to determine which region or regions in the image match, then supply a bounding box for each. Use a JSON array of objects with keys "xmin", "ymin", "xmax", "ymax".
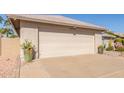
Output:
[
  {"xmin": 0, "ymin": 14, "xmax": 124, "ymax": 78},
  {"xmin": 0, "ymin": 56, "xmax": 20, "ymax": 77}
]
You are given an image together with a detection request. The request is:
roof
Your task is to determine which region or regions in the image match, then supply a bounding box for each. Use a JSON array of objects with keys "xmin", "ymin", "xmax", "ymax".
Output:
[
  {"xmin": 102, "ymin": 33, "xmax": 116, "ymax": 38},
  {"xmin": 114, "ymin": 33, "xmax": 124, "ymax": 38},
  {"xmin": 7, "ymin": 14, "xmax": 107, "ymax": 31}
]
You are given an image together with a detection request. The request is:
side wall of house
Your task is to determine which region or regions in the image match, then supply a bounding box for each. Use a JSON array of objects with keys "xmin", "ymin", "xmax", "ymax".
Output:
[
  {"xmin": 20, "ymin": 21, "xmax": 39, "ymax": 61},
  {"xmin": 103, "ymin": 38, "xmax": 114, "ymax": 48},
  {"xmin": 94, "ymin": 31, "xmax": 103, "ymax": 53}
]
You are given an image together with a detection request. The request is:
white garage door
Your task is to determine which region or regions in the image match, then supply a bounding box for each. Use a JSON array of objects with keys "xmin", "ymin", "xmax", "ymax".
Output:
[{"xmin": 39, "ymin": 25, "xmax": 95, "ymax": 58}]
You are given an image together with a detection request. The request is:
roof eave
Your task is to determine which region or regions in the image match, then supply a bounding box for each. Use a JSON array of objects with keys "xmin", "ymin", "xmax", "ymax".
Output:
[{"xmin": 7, "ymin": 14, "xmax": 107, "ymax": 32}]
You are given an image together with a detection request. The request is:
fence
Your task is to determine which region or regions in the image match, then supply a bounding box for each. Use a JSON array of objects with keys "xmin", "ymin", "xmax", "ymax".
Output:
[{"xmin": 0, "ymin": 38, "xmax": 20, "ymax": 57}]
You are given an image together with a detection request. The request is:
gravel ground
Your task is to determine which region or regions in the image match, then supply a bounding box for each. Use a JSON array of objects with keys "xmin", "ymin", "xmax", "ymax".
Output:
[
  {"xmin": 104, "ymin": 51, "xmax": 124, "ymax": 57},
  {"xmin": 0, "ymin": 56, "xmax": 20, "ymax": 78}
]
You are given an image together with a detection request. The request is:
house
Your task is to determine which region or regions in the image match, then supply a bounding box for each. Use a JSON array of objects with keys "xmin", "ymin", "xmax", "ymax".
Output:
[
  {"xmin": 114, "ymin": 33, "xmax": 124, "ymax": 39},
  {"xmin": 7, "ymin": 14, "xmax": 107, "ymax": 60},
  {"xmin": 102, "ymin": 32, "xmax": 116, "ymax": 48}
]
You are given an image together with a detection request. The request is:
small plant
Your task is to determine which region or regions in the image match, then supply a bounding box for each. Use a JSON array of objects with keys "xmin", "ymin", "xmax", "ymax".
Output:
[
  {"xmin": 106, "ymin": 40, "xmax": 114, "ymax": 51},
  {"xmin": 115, "ymin": 47, "xmax": 124, "ymax": 52},
  {"xmin": 122, "ymin": 39, "xmax": 124, "ymax": 46},
  {"xmin": 0, "ymin": 28, "xmax": 6, "ymax": 37},
  {"xmin": 114, "ymin": 38, "xmax": 123, "ymax": 43},
  {"xmin": 21, "ymin": 40, "xmax": 34, "ymax": 62},
  {"xmin": 98, "ymin": 45, "xmax": 104, "ymax": 49},
  {"xmin": 106, "ymin": 46, "xmax": 114, "ymax": 51},
  {"xmin": 98, "ymin": 45, "xmax": 104, "ymax": 54},
  {"xmin": 9, "ymin": 35, "xmax": 18, "ymax": 38},
  {"xmin": 116, "ymin": 47, "xmax": 124, "ymax": 52}
]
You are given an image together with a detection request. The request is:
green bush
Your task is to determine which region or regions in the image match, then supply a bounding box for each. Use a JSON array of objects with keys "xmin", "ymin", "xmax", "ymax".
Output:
[
  {"xmin": 115, "ymin": 38, "xmax": 123, "ymax": 43},
  {"xmin": 106, "ymin": 46, "xmax": 114, "ymax": 51},
  {"xmin": 122, "ymin": 39, "xmax": 124, "ymax": 45},
  {"xmin": 21, "ymin": 40, "xmax": 34, "ymax": 62},
  {"xmin": 9, "ymin": 35, "xmax": 18, "ymax": 38},
  {"xmin": 21, "ymin": 40, "xmax": 33, "ymax": 50},
  {"xmin": 106, "ymin": 40, "xmax": 114, "ymax": 51},
  {"xmin": 115, "ymin": 47, "xmax": 124, "ymax": 52},
  {"xmin": 98, "ymin": 45, "xmax": 104, "ymax": 54},
  {"xmin": 98, "ymin": 45, "xmax": 104, "ymax": 49},
  {"xmin": 0, "ymin": 28, "xmax": 6, "ymax": 34}
]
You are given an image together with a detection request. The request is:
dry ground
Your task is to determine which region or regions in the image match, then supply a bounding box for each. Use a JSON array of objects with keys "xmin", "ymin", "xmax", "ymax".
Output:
[
  {"xmin": 0, "ymin": 56, "xmax": 20, "ymax": 78},
  {"xmin": 20, "ymin": 54, "xmax": 124, "ymax": 78}
]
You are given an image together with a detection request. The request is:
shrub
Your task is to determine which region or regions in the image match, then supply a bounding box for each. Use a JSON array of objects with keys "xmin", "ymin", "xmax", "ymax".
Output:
[
  {"xmin": 98, "ymin": 45, "xmax": 104, "ymax": 54},
  {"xmin": 106, "ymin": 40, "xmax": 114, "ymax": 51},
  {"xmin": 114, "ymin": 38, "xmax": 122, "ymax": 43},
  {"xmin": 0, "ymin": 28, "xmax": 6, "ymax": 34},
  {"xmin": 9, "ymin": 35, "xmax": 18, "ymax": 38},
  {"xmin": 122, "ymin": 39, "xmax": 124, "ymax": 45},
  {"xmin": 115, "ymin": 47, "xmax": 124, "ymax": 52},
  {"xmin": 106, "ymin": 46, "xmax": 114, "ymax": 51},
  {"xmin": 21, "ymin": 40, "xmax": 34, "ymax": 62},
  {"xmin": 21, "ymin": 40, "xmax": 33, "ymax": 50},
  {"xmin": 98, "ymin": 45, "xmax": 104, "ymax": 49}
]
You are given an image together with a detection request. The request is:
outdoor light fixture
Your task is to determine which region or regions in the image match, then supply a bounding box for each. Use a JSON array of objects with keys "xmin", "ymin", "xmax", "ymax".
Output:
[{"xmin": 69, "ymin": 26, "xmax": 78, "ymax": 30}]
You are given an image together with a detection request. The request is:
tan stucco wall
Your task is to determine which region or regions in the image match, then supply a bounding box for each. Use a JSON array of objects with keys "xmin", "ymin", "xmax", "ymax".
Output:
[
  {"xmin": 94, "ymin": 32, "xmax": 102, "ymax": 53},
  {"xmin": 0, "ymin": 38, "xmax": 20, "ymax": 58},
  {"xmin": 103, "ymin": 39, "xmax": 114, "ymax": 48},
  {"xmin": 20, "ymin": 21, "xmax": 38, "ymax": 60}
]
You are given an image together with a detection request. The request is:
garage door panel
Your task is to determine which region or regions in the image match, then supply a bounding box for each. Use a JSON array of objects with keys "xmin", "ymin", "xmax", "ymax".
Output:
[{"xmin": 39, "ymin": 26, "xmax": 95, "ymax": 58}]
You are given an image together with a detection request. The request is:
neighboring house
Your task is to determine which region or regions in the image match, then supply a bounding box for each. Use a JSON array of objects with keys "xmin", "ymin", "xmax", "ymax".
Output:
[
  {"xmin": 114, "ymin": 33, "xmax": 124, "ymax": 39},
  {"xmin": 7, "ymin": 14, "xmax": 107, "ymax": 60},
  {"xmin": 102, "ymin": 33, "xmax": 116, "ymax": 48}
]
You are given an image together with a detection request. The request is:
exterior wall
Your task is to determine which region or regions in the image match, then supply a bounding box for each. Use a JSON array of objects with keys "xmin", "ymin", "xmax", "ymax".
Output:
[
  {"xmin": 103, "ymin": 38, "xmax": 114, "ymax": 48},
  {"xmin": 94, "ymin": 31, "xmax": 103, "ymax": 53},
  {"xmin": 19, "ymin": 20, "xmax": 103, "ymax": 59},
  {"xmin": 38, "ymin": 24, "xmax": 95, "ymax": 58},
  {"xmin": 20, "ymin": 21, "xmax": 38, "ymax": 60},
  {"xmin": 0, "ymin": 38, "xmax": 20, "ymax": 58},
  {"xmin": 103, "ymin": 39, "xmax": 110, "ymax": 48}
]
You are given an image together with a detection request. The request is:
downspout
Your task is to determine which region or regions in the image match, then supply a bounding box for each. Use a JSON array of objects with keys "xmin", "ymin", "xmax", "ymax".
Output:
[
  {"xmin": 94, "ymin": 31, "xmax": 96, "ymax": 54},
  {"xmin": 37, "ymin": 24, "xmax": 40, "ymax": 59}
]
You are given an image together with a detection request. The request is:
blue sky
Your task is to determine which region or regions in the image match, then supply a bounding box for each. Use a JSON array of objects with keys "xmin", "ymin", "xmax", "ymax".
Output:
[
  {"xmin": 0, "ymin": 14, "xmax": 7, "ymax": 28},
  {"xmin": 0, "ymin": 14, "xmax": 124, "ymax": 33},
  {"xmin": 62, "ymin": 14, "xmax": 124, "ymax": 33}
]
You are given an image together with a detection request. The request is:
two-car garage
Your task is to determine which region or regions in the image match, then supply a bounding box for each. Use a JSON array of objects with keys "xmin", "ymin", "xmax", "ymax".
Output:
[
  {"xmin": 39, "ymin": 24, "xmax": 95, "ymax": 58},
  {"xmin": 7, "ymin": 14, "xmax": 106, "ymax": 60}
]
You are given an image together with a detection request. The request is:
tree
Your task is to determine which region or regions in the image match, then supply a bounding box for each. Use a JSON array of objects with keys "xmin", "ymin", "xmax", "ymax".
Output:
[
  {"xmin": 0, "ymin": 15, "xmax": 17, "ymax": 38},
  {"xmin": 3, "ymin": 19, "xmax": 14, "ymax": 37},
  {"xmin": 0, "ymin": 16, "xmax": 4, "ymax": 24},
  {"xmin": 0, "ymin": 16, "xmax": 4, "ymax": 37}
]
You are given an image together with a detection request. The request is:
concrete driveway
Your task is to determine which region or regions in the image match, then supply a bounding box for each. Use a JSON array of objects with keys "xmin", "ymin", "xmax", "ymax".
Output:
[{"xmin": 20, "ymin": 54, "xmax": 124, "ymax": 78}]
